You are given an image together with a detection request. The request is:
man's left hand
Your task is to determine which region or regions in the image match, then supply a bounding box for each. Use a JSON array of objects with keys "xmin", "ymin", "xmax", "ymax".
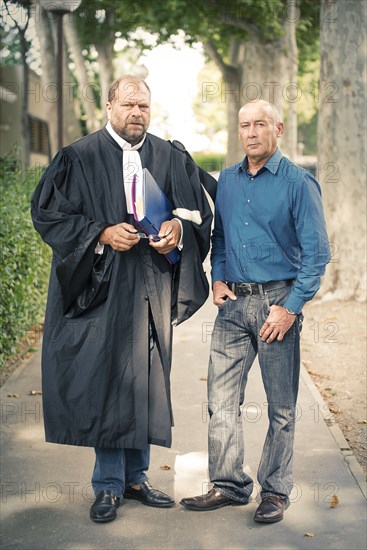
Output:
[
  {"xmin": 149, "ymin": 219, "xmax": 181, "ymax": 255},
  {"xmin": 259, "ymin": 305, "xmax": 296, "ymax": 343}
]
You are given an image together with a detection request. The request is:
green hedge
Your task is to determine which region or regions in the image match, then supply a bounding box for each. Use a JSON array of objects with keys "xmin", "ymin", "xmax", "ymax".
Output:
[
  {"xmin": 191, "ymin": 152, "xmax": 226, "ymax": 173},
  {"xmin": 0, "ymin": 154, "xmax": 51, "ymax": 368}
]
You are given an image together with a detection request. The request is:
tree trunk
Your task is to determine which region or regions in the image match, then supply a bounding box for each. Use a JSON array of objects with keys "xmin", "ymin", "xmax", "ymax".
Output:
[
  {"xmin": 283, "ymin": 0, "xmax": 299, "ymax": 160},
  {"xmin": 20, "ymin": 31, "xmax": 30, "ymax": 167},
  {"xmin": 204, "ymin": 38, "xmax": 244, "ymax": 166},
  {"xmin": 95, "ymin": 11, "xmax": 115, "ymax": 123},
  {"xmin": 32, "ymin": 0, "xmax": 57, "ymax": 156},
  {"xmin": 62, "ymin": 43, "xmax": 83, "ymax": 145},
  {"xmin": 204, "ymin": 23, "xmax": 295, "ymax": 166},
  {"xmin": 317, "ymin": 0, "xmax": 366, "ymax": 301},
  {"xmin": 97, "ymin": 41, "xmax": 115, "ymax": 122},
  {"xmin": 63, "ymin": 16, "xmax": 99, "ymax": 134},
  {"xmin": 240, "ymin": 34, "xmax": 289, "ymax": 153},
  {"xmin": 5, "ymin": 1, "xmax": 31, "ymax": 166}
]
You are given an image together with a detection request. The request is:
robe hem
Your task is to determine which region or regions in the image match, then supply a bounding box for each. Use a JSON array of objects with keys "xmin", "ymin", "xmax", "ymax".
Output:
[{"xmin": 45, "ymin": 434, "xmax": 171, "ymax": 449}]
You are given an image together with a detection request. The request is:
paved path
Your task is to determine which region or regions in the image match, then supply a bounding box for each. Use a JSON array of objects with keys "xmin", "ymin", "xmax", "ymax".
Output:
[{"xmin": 1, "ymin": 297, "xmax": 366, "ymax": 549}]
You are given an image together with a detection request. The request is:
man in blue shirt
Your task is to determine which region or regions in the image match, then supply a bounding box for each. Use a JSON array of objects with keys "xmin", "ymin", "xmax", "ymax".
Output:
[{"xmin": 181, "ymin": 100, "xmax": 330, "ymax": 523}]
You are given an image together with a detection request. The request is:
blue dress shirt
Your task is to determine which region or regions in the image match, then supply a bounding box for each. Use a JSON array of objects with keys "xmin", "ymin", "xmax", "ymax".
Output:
[{"xmin": 211, "ymin": 149, "xmax": 330, "ymax": 313}]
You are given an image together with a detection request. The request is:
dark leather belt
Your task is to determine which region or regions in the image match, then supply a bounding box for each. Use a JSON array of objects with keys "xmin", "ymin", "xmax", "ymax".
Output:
[{"xmin": 229, "ymin": 280, "xmax": 293, "ymax": 297}]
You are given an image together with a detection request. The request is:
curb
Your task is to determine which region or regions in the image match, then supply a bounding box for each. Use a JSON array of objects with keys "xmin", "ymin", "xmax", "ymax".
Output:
[{"xmin": 301, "ymin": 364, "xmax": 367, "ymax": 500}]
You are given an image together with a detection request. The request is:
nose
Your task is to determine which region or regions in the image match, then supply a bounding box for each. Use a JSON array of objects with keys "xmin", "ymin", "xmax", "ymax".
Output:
[
  {"xmin": 131, "ymin": 104, "xmax": 142, "ymax": 117},
  {"xmin": 248, "ymin": 124, "xmax": 257, "ymax": 137}
]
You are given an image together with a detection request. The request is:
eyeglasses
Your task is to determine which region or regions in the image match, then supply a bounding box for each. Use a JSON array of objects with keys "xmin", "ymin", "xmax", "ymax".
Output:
[{"xmin": 126, "ymin": 228, "xmax": 173, "ymax": 243}]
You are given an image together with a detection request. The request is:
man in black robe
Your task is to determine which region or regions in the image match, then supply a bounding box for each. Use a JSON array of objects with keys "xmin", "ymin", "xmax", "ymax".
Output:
[{"xmin": 31, "ymin": 75, "xmax": 215, "ymax": 523}]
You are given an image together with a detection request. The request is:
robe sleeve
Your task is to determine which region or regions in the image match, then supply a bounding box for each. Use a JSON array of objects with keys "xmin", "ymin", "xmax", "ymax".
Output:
[
  {"xmin": 31, "ymin": 149, "xmax": 114, "ymax": 318},
  {"xmin": 169, "ymin": 146, "xmax": 215, "ymax": 325}
]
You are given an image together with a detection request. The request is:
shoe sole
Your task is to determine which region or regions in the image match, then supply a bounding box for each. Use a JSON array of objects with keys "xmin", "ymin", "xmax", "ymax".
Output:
[
  {"xmin": 180, "ymin": 500, "xmax": 247, "ymax": 511},
  {"xmin": 90, "ymin": 514, "xmax": 117, "ymax": 523},
  {"xmin": 124, "ymin": 494, "xmax": 175, "ymax": 508},
  {"xmin": 254, "ymin": 515, "xmax": 284, "ymax": 523}
]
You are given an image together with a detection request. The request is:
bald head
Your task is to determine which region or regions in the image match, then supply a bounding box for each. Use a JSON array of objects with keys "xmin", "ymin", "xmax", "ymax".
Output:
[
  {"xmin": 238, "ymin": 100, "xmax": 284, "ymax": 171},
  {"xmin": 239, "ymin": 100, "xmax": 282, "ymax": 125}
]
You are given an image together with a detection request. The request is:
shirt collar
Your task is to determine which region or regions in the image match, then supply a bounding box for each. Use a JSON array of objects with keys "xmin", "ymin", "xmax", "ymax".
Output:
[
  {"xmin": 237, "ymin": 148, "xmax": 283, "ymax": 175},
  {"xmin": 105, "ymin": 121, "xmax": 146, "ymax": 151}
]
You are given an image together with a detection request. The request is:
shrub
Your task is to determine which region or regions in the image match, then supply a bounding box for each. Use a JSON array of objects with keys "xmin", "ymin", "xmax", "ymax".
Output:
[
  {"xmin": 0, "ymin": 154, "xmax": 51, "ymax": 368},
  {"xmin": 191, "ymin": 152, "xmax": 226, "ymax": 174}
]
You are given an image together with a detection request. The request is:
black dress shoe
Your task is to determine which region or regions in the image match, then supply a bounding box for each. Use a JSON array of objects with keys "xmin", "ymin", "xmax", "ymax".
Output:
[
  {"xmin": 90, "ymin": 489, "xmax": 121, "ymax": 523},
  {"xmin": 124, "ymin": 481, "xmax": 175, "ymax": 508},
  {"xmin": 254, "ymin": 495, "xmax": 288, "ymax": 523},
  {"xmin": 180, "ymin": 488, "xmax": 249, "ymax": 511}
]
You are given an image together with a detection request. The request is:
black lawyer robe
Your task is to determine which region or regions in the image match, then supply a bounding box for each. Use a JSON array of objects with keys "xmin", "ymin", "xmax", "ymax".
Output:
[{"xmin": 31, "ymin": 128, "xmax": 215, "ymax": 449}]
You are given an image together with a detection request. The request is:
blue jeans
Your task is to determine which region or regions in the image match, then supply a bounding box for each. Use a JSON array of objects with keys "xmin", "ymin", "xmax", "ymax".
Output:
[
  {"xmin": 92, "ymin": 447, "xmax": 150, "ymax": 499},
  {"xmin": 208, "ymin": 284, "xmax": 302, "ymax": 504}
]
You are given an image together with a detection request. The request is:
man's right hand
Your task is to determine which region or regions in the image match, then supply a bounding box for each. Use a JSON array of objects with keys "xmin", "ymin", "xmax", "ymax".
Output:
[
  {"xmin": 213, "ymin": 281, "xmax": 237, "ymax": 307},
  {"xmin": 99, "ymin": 222, "xmax": 140, "ymax": 252}
]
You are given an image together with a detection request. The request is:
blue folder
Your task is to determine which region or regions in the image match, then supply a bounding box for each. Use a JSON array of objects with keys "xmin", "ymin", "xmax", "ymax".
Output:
[{"xmin": 132, "ymin": 168, "xmax": 181, "ymax": 265}]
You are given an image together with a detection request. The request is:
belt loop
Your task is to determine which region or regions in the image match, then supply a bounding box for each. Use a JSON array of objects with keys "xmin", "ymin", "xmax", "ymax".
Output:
[{"xmin": 258, "ymin": 283, "xmax": 265, "ymax": 299}]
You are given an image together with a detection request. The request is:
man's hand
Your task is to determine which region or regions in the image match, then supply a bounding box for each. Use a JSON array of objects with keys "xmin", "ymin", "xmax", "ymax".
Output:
[
  {"xmin": 99, "ymin": 222, "xmax": 140, "ymax": 252},
  {"xmin": 212, "ymin": 281, "xmax": 237, "ymax": 307},
  {"xmin": 149, "ymin": 219, "xmax": 181, "ymax": 255},
  {"xmin": 259, "ymin": 305, "xmax": 296, "ymax": 343}
]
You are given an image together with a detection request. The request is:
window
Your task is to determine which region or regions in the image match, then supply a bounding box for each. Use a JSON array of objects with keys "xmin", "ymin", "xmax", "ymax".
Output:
[{"xmin": 29, "ymin": 116, "xmax": 50, "ymax": 156}]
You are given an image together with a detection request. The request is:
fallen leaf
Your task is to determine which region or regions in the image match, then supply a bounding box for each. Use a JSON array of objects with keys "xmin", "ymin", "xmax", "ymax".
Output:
[
  {"xmin": 329, "ymin": 404, "xmax": 342, "ymax": 414},
  {"xmin": 304, "ymin": 532, "xmax": 316, "ymax": 537},
  {"xmin": 7, "ymin": 393, "xmax": 20, "ymax": 398},
  {"xmin": 160, "ymin": 464, "xmax": 171, "ymax": 470},
  {"xmin": 29, "ymin": 390, "xmax": 42, "ymax": 395},
  {"xmin": 199, "ymin": 376, "xmax": 208, "ymax": 381},
  {"xmin": 330, "ymin": 495, "xmax": 339, "ymax": 508},
  {"xmin": 307, "ymin": 369, "xmax": 327, "ymax": 379}
]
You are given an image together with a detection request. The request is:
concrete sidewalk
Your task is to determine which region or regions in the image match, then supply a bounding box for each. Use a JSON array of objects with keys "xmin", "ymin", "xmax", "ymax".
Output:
[{"xmin": 1, "ymin": 297, "xmax": 366, "ymax": 550}]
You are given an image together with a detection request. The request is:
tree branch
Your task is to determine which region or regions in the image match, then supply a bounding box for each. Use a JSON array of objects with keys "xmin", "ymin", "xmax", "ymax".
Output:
[
  {"xmin": 222, "ymin": 14, "xmax": 260, "ymax": 38},
  {"xmin": 203, "ymin": 40, "xmax": 238, "ymax": 80},
  {"xmin": 4, "ymin": 0, "xmax": 30, "ymax": 33}
]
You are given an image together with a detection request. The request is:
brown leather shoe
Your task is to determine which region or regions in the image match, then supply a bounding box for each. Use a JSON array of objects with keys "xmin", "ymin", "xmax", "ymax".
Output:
[
  {"xmin": 254, "ymin": 495, "xmax": 288, "ymax": 523},
  {"xmin": 180, "ymin": 488, "xmax": 248, "ymax": 511}
]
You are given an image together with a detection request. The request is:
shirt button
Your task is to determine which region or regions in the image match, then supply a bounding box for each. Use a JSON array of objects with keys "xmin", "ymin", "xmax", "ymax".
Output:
[
  {"xmin": 247, "ymin": 199, "xmax": 251, "ymax": 203},
  {"xmin": 245, "ymin": 222, "xmax": 249, "ymax": 226},
  {"xmin": 250, "ymin": 177, "xmax": 254, "ymax": 181}
]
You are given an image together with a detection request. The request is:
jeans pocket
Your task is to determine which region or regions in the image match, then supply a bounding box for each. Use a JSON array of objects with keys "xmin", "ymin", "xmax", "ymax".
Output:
[
  {"xmin": 266, "ymin": 285, "xmax": 292, "ymax": 308},
  {"xmin": 218, "ymin": 296, "xmax": 229, "ymax": 310}
]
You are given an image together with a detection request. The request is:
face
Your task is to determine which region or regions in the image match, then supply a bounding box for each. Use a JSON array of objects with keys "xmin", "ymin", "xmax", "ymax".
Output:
[
  {"xmin": 106, "ymin": 80, "xmax": 151, "ymax": 145},
  {"xmin": 238, "ymin": 103, "xmax": 284, "ymax": 165}
]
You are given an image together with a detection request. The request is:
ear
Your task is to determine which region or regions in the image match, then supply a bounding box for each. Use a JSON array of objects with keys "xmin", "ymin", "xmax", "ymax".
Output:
[
  {"xmin": 276, "ymin": 122, "xmax": 284, "ymax": 138},
  {"xmin": 106, "ymin": 102, "xmax": 112, "ymax": 120}
]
